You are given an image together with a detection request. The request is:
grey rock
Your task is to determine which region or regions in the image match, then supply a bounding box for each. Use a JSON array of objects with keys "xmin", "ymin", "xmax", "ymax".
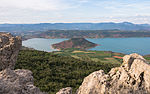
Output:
[
  {"xmin": 0, "ymin": 68, "xmax": 46, "ymax": 94},
  {"xmin": 77, "ymin": 53, "xmax": 150, "ymax": 94},
  {"xmin": 0, "ymin": 32, "xmax": 21, "ymax": 70},
  {"xmin": 0, "ymin": 33, "xmax": 46, "ymax": 94}
]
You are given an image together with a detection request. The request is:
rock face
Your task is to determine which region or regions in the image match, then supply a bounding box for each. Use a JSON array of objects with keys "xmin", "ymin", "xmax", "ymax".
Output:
[
  {"xmin": 0, "ymin": 69, "xmax": 46, "ymax": 94},
  {"xmin": 0, "ymin": 33, "xmax": 46, "ymax": 94},
  {"xmin": 56, "ymin": 87, "xmax": 72, "ymax": 94},
  {"xmin": 77, "ymin": 53, "xmax": 150, "ymax": 94},
  {"xmin": 0, "ymin": 33, "xmax": 21, "ymax": 70}
]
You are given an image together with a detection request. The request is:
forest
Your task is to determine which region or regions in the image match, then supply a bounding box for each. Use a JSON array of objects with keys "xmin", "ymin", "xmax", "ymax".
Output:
[{"xmin": 15, "ymin": 50, "xmax": 121, "ymax": 94}]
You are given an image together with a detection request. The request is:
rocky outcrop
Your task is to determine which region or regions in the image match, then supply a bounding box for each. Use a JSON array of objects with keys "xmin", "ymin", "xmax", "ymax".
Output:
[
  {"xmin": 56, "ymin": 87, "xmax": 72, "ymax": 94},
  {"xmin": 0, "ymin": 33, "xmax": 21, "ymax": 70},
  {"xmin": 0, "ymin": 69, "xmax": 46, "ymax": 94},
  {"xmin": 0, "ymin": 33, "xmax": 46, "ymax": 94},
  {"xmin": 77, "ymin": 53, "xmax": 150, "ymax": 94}
]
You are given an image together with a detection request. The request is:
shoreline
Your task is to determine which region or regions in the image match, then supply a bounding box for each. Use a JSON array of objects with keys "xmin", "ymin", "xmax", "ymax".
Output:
[
  {"xmin": 22, "ymin": 38, "xmax": 150, "ymax": 55},
  {"xmin": 50, "ymin": 45, "xmax": 61, "ymax": 51},
  {"xmin": 22, "ymin": 37, "xmax": 150, "ymax": 41}
]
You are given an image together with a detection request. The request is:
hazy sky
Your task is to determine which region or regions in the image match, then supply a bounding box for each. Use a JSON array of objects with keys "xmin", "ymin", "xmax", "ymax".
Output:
[{"xmin": 0, "ymin": 0, "xmax": 150, "ymax": 24}]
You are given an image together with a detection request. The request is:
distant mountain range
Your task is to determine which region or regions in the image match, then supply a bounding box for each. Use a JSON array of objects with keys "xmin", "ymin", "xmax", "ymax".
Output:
[{"xmin": 0, "ymin": 22, "xmax": 150, "ymax": 32}]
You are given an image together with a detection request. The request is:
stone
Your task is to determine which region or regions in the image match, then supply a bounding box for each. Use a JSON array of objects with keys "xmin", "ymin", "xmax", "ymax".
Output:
[
  {"xmin": 77, "ymin": 53, "xmax": 150, "ymax": 94},
  {"xmin": 0, "ymin": 33, "xmax": 22, "ymax": 70},
  {"xmin": 56, "ymin": 87, "xmax": 72, "ymax": 94},
  {"xmin": 0, "ymin": 68, "xmax": 47, "ymax": 94},
  {"xmin": 0, "ymin": 33, "xmax": 46, "ymax": 94}
]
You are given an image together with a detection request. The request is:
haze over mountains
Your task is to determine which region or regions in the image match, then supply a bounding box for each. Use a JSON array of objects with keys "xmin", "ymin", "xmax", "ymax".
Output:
[{"xmin": 0, "ymin": 22, "xmax": 150, "ymax": 32}]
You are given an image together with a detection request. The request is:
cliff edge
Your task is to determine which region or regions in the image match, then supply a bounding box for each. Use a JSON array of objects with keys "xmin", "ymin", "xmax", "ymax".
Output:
[
  {"xmin": 77, "ymin": 53, "xmax": 150, "ymax": 94},
  {"xmin": 0, "ymin": 33, "xmax": 21, "ymax": 70},
  {"xmin": 0, "ymin": 33, "xmax": 46, "ymax": 94}
]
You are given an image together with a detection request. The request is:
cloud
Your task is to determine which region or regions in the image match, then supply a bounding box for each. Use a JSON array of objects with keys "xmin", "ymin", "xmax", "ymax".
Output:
[
  {"xmin": 94, "ymin": 0, "xmax": 150, "ymax": 16},
  {"xmin": 78, "ymin": 0, "xmax": 90, "ymax": 3},
  {"xmin": 0, "ymin": 0, "xmax": 150, "ymax": 24},
  {"xmin": 0, "ymin": 0, "xmax": 91, "ymax": 11},
  {"xmin": 89, "ymin": 15, "xmax": 150, "ymax": 24},
  {"xmin": 0, "ymin": 0, "xmax": 72, "ymax": 11}
]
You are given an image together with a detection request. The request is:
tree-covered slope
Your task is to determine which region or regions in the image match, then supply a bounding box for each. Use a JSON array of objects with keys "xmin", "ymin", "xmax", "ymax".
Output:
[
  {"xmin": 15, "ymin": 50, "xmax": 121, "ymax": 94},
  {"xmin": 14, "ymin": 30, "xmax": 150, "ymax": 40}
]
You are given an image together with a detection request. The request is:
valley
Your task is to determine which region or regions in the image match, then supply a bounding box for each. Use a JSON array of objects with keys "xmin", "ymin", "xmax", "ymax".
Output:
[
  {"xmin": 1, "ymin": 0, "xmax": 150, "ymax": 93},
  {"xmin": 22, "ymin": 37, "xmax": 150, "ymax": 55},
  {"xmin": 15, "ymin": 48, "xmax": 150, "ymax": 94},
  {"xmin": 1, "ymin": 33, "xmax": 150, "ymax": 94},
  {"xmin": 15, "ymin": 49, "xmax": 122, "ymax": 94}
]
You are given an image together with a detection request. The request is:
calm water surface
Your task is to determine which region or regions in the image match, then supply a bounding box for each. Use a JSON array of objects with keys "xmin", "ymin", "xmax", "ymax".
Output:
[{"xmin": 23, "ymin": 38, "xmax": 150, "ymax": 55}]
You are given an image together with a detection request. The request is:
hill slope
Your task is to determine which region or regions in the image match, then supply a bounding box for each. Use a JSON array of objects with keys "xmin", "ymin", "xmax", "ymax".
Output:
[
  {"xmin": 15, "ymin": 50, "xmax": 121, "ymax": 94},
  {"xmin": 10, "ymin": 30, "xmax": 150, "ymax": 40},
  {"xmin": 52, "ymin": 38, "xmax": 98, "ymax": 50},
  {"xmin": 76, "ymin": 53, "xmax": 150, "ymax": 94}
]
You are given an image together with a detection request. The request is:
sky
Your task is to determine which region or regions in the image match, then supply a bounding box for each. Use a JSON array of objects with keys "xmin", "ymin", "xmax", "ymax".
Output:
[{"xmin": 0, "ymin": 0, "xmax": 150, "ymax": 24}]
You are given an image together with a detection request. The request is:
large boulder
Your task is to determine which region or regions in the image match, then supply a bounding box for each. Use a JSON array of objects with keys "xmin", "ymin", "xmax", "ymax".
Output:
[
  {"xmin": 77, "ymin": 53, "xmax": 150, "ymax": 94},
  {"xmin": 0, "ymin": 33, "xmax": 21, "ymax": 70},
  {"xmin": 0, "ymin": 33, "xmax": 46, "ymax": 94},
  {"xmin": 0, "ymin": 68, "xmax": 47, "ymax": 94}
]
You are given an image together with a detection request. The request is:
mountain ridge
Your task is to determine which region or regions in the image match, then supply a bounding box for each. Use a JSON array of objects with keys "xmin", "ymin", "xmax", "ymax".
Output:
[{"xmin": 1, "ymin": 22, "xmax": 150, "ymax": 31}]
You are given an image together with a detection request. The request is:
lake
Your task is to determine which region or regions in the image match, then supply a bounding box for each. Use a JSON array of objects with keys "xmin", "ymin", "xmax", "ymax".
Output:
[{"xmin": 23, "ymin": 38, "xmax": 150, "ymax": 55}]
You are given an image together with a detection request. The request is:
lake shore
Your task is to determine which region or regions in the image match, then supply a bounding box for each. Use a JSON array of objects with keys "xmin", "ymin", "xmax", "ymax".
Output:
[{"xmin": 23, "ymin": 38, "xmax": 150, "ymax": 55}]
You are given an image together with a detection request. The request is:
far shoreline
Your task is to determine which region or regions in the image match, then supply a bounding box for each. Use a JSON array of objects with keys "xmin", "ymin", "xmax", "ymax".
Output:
[{"xmin": 22, "ymin": 37, "xmax": 150, "ymax": 41}]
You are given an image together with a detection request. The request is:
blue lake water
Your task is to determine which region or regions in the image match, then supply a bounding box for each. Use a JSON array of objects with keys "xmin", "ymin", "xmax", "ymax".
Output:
[{"xmin": 23, "ymin": 38, "xmax": 150, "ymax": 55}]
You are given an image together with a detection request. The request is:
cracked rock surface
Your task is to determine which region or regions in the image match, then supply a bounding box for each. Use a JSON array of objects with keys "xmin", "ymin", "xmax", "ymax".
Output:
[
  {"xmin": 77, "ymin": 53, "xmax": 150, "ymax": 94},
  {"xmin": 0, "ymin": 33, "xmax": 21, "ymax": 70},
  {"xmin": 0, "ymin": 33, "xmax": 46, "ymax": 94}
]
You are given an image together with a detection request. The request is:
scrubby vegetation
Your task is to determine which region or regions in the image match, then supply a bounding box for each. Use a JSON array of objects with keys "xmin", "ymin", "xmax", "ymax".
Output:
[
  {"xmin": 144, "ymin": 55, "xmax": 150, "ymax": 62},
  {"xmin": 15, "ymin": 50, "xmax": 121, "ymax": 94}
]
